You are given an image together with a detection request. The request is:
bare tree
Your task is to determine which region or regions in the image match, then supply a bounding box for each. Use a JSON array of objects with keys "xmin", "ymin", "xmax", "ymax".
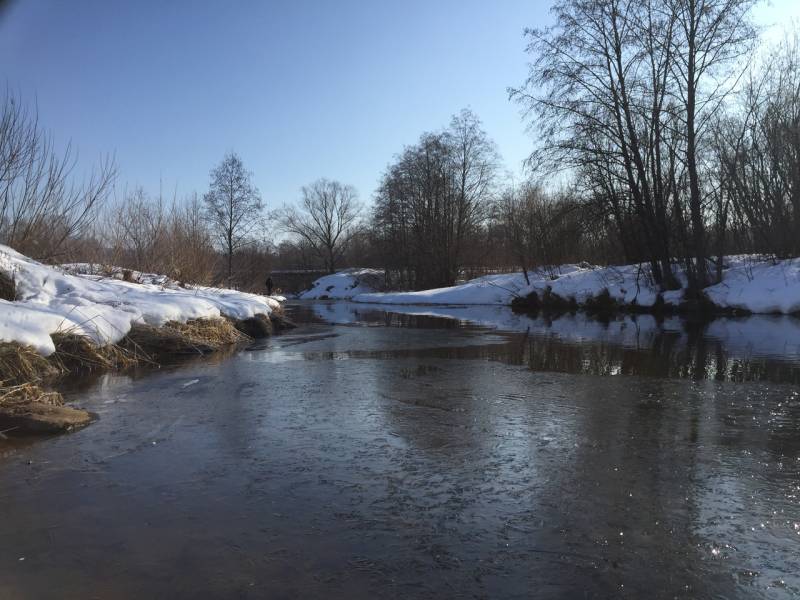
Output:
[
  {"xmin": 203, "ymin": 152, "xmax": 264, "ymax": 286},
  {"xmin": 278, "ymin": 178, "xmax": 361, "ymax": 273},
  {"xmin": 373, "ymin": 109, "xmax": 498, "ymax": 289},
  {"xmin": 510, "ymin": 0, "xmax": 681, "ymax": 288},
  {"xmin": 445, "ymin": 108, "xmax": 500, "ymax": 282},
  {"xmin": 0, "ymin": 90, "xmax": 116, "ymax": 260},
  {"xmin": 669, "ymin": 0, "xmax": 759, "ymax": 286},
  {"xmin": 717, "ymin": 32, "xmax": 800, "ymax": 258},
  {"xmin": 511, "ymin": 0, "xmax": 759, "ymax": 291}
]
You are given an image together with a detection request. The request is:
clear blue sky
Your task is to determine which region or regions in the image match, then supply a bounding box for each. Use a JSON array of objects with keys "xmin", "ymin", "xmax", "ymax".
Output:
[{"xmin": 1, "ymin": 0, "xmax": 797, "ymax": 209}]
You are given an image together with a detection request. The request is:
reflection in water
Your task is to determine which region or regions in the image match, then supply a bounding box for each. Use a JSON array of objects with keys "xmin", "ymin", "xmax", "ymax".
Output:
[
  {"xmin": 298, "ymin": 301, "xmax": 800, "ymax": 384},
  {"xmin": 0, "ymin": 302, "xmax": 797, "ymax": 598}
]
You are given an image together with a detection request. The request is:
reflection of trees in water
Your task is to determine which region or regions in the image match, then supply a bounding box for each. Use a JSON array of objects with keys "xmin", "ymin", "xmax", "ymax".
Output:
[
  {"xmin": 364, "ymin": 353, "xmax": 760, "ymax": 596},
  {"xmin": 514, "ymin": 323, "xmax": 800, "ymax": 385},
  {"xmin": 301, "ymin": 325, "xmax": 800, "ymax": 385},
  {"xmin": 297, "ymin": 302, "xmax": 800, "ymax": 384},
  {"xmin": 540, "ymin": 375, "xmax": 733, "ymax": 597}
]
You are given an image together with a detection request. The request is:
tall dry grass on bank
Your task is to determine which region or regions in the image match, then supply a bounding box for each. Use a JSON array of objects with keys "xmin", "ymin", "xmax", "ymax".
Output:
[
  {"xmin": 123, "ymin": 318, "xmax": 250, "ymax": 359},
  {"xmin": 0, "ymin": 342, "xmax": 60, "ymax": 386}
]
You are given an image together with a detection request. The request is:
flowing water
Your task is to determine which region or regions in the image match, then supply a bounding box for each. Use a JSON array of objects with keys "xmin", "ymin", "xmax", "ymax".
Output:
[{"xmin": 1, "ymin": 302, "xmax": 799, "ymax": 599}]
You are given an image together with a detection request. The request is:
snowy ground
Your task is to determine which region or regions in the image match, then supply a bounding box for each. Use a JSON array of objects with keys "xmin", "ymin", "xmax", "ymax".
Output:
[
  {"xmin": 298, "ymin": 268, "xmax": 384, "ymax": 300},
  {"xmin": 0, "ymin": 245, "xmax": 281, "ymax": 356},
  {"xmin": 303, "ymin": 256, "xmax": 800, "ymax": 315}
]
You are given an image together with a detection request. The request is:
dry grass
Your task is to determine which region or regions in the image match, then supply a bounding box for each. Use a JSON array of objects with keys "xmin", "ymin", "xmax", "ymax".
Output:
[
  {"xmin": 1, "ymin": 318, "xmax": 249, "ymax": 388},
  {"xmin": 49, "ymin": 332, "xmax": 142, "ymax": 373},
  {"xmin": 0, "ymin": 315, "xmax": 262, "ymax": 435},
  {"xmin": 0, "ymin": 383, "xmax": 91, "ymax": 434},
  {"xmin": 123, "ymin": 317, "xmax": 250, "ymax": 358},
  {"xmin": 0, "ymin": 342, "xmax": 60, "ymax": 386},
  {"xmin": 0, "ymin": 383, "xmax": 63, "ymax": 410}
]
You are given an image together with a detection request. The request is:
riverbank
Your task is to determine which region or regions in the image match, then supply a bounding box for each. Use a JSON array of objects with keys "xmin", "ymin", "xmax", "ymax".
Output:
[
  {"xmin": 299, "ymin": 256, "xmax": 800, "ymax": 317},
  {"xmin": 0, "ymin": 245, "xmax": 290, "ymax": 434}
]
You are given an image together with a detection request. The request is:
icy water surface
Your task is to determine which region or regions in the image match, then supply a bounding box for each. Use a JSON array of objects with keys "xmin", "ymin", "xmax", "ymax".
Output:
[{"xmin": 1, "ymin": 302, "xmax": 799, "ymax": 599}]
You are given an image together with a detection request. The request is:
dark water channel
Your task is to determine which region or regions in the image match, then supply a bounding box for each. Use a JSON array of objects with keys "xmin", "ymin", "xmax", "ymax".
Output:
[{"xmin": 1, "ymin": 301, "xmax": 799, "ymax": 599}]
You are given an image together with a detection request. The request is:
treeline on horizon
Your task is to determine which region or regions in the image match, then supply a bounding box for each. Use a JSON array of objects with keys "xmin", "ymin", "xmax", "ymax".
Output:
[{"xmin": 1, "ymin": 0, "xmax": 798, "ymax": 294}]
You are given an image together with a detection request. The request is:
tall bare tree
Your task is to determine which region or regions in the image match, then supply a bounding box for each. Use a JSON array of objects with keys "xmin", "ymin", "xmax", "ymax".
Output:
[
  {"xmin": 511, "ymin": 0, "xmax": 759, "ymax": 291},
  {"xmin": 373, "ymin": 109, "xmax": 498, "ymax": 289},
  {"xmin": 669, "ymin": 0, "xmax": 759, "ymax": 286},
  {"xmin": 203, "ymin": 152, "xmax": 263, "ymax": 286},
  {"xmin": 278, "ymin": 179, "xmax": 361, "ymax": 273}
]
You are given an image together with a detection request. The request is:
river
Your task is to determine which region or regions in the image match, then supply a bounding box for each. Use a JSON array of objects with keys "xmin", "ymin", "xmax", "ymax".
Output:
[{"xmin": 1, "ymin": 302, "xmax": 799, "ymax": 599}]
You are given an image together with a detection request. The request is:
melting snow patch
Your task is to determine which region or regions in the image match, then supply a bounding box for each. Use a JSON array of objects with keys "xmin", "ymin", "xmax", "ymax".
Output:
[{"xmin": 0, "ymin": 244, "xmax": 281, "ymax": 356}]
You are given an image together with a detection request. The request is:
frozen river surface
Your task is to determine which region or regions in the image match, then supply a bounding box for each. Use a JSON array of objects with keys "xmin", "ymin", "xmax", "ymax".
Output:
[{"xmin": 1, "ymin": 302, "xmax": 799, "ymax": 599}]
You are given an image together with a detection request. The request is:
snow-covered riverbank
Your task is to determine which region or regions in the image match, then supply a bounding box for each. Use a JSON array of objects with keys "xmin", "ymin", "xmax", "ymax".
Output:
[
  {"xmin": 301, "ymin": 256, "xmax": 800, "ymax": 315},
  {"xmin": 298, "ymin": 268, "xmax": 384, "ymax": 300},
  {"xmin": 0, "ymin": 245, "xmax": 282, "ymax": 356}
]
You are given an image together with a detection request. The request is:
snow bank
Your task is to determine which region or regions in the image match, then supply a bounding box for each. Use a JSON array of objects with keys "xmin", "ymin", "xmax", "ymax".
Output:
[
  {"xmin": 704, "ymin": 256, "xmax": 800, "ymax": 314},
  {"xmin": 352, "ymin": 264, "xmax": 658, "ymax": 307},
  {"xmin": 355, "ymin": 272, "xmax": 534, "ymax": 306},
  {"xmin": 299, "ymin": 268, "xmax": 384, "ymax": 300},
  {"xmin": 0, "ymin": 245, "xmax": 280, "ymax": 356},
  {"xmin": 345, "ymin": 256, "xmax": 800, "ymax": 315}
]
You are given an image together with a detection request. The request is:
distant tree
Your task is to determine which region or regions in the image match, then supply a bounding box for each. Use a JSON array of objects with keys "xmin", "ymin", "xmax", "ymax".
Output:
[
  {"xmin": 203, "ymin": 152, "xmax": 263, "ymax": 285},
  {"xmin": 277, "ymin": 178, "xmax": 361, "ymax": 273},
  {"xmin": 373, "ymin": 109, "xmax": 498, "ymax": 289}
]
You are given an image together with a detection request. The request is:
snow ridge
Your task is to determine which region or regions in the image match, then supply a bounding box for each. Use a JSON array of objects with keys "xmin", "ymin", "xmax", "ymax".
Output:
[
  {"xmin": 0, "ymin": 245, "xmax": 280, "ymax": 356},
  {"xmin": 303, "ymin": 257, "xmax": 800, "ymax": 315}
]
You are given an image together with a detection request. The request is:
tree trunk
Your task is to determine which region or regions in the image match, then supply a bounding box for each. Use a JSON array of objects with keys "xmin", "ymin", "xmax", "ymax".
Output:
[{"xmin": 686, "ymin": 11, "xmax": 707, "ymax": 290}]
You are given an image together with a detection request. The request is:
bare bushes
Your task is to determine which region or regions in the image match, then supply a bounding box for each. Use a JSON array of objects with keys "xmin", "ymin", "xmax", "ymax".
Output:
[
  {"xmin": 0, "ymin": 90, "xmax": 116, "ymax": 261},
  {"xmin": 716, "ymin": 35, "xmax": 800, "ymax": 258},
  {"xmin": 103, "ymin": 190, "xmax": 217, "ymax": 285},
  {"xmin": 497, "ymin": 185, "xmax": 590, "ymax": 284}
]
